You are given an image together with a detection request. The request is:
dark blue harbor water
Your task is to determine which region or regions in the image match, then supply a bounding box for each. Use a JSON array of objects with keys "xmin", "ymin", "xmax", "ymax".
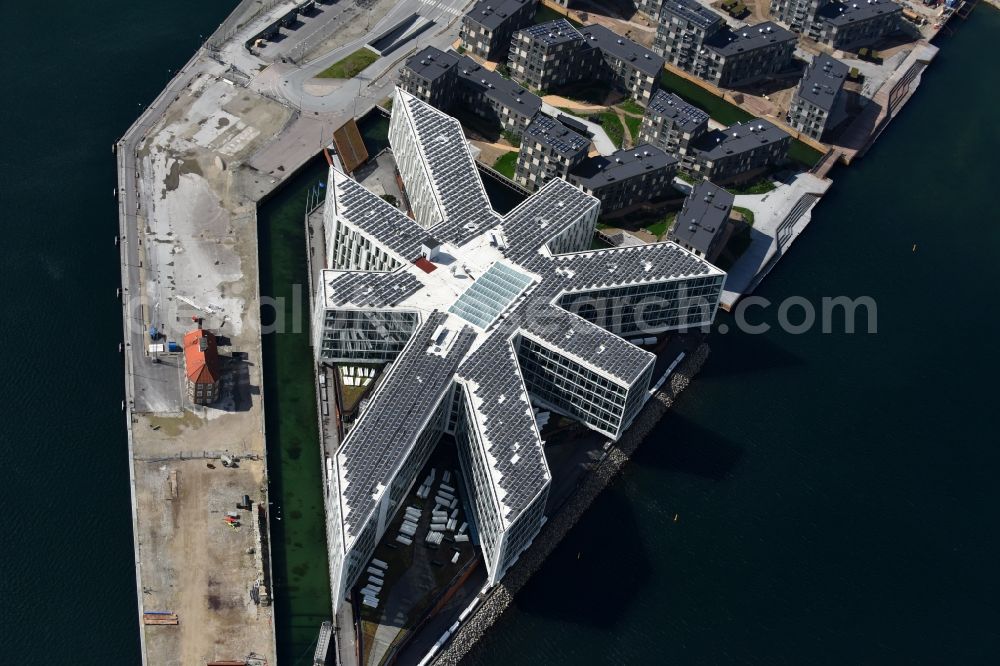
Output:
[{"xmin": 1, "ymin": 2, "xmax": 997, "ymax": 664}]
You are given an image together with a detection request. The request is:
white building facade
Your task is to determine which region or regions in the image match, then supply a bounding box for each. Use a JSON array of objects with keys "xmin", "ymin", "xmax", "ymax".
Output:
[{"xmin": 316, "ymin": 89, "xmax": 727, "ymax": 611}]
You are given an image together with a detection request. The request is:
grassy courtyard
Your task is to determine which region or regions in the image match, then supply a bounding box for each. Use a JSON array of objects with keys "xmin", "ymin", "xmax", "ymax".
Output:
[
  {"xmin": 598, "ymin": 111, "xmax": 624, "ymax": 148},
  {"xmin": 492, "ymin": 151, "xmax": 518, "ymax": 179},
  {"xmin": 659, "ymin": 70, "xmax": 753, "ymax": 126},
  {"xmin": 789, "ymin": 140, "xmax": 823, "ymax": 168},
  {"xmin": 733, "ymin": 206, "xmax": 755, "ymax": 227},
  {"xmin": 728, "ymin": 177, "xmax": 777, "ymax": 196},
  {"xmin": 623, "ymin": 113, "xmax": 642, "ymax": 144},
  {"xmin": 533, "ymin": 5, "xmax": 583, "ymax": 27},
  {"xmin": 645, "ymin": 211, "xmax": 677, "ymax": 239}
]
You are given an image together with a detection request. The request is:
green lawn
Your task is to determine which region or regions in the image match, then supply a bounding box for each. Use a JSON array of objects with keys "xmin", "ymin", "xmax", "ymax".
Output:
[
  {"xmin": 493, "ymin": 151, "xmax": 518, "ymax": 178},
  {"xmin": 534, "ymin": 5, "xmax": 583, "ymax": 26},
  {"xmin": 618, "ymin": 99, "xmax": 645, "ymax": 116},
  {"xmin": 646, "ymin": 211, "xmax": 677, "ymax": 239},
  {"xmin": 676, "ymin": 170, "xmax": 700, "ymax": 185},
  {"xmin": 727, "ymin": 177, "xmax": 776, "ymax": 195},
  {"xmin": 659, "ymin": 70, "xmax": 753, "ymax": 126},
  {"xmin": 317, "ymin": 47, "xmax": 379, "ymax": 79},
  {"xmin": 601, "ymin": 208, "xmax": 680, "ymax": 239},
  {"xmin": 598, "ymin": 111, "xmax": 624, "ymax": 148},
  {"xmin": 623, "ymin": 114, "xmax": 642, "ymax": 144},
  {"xmin": 591, "ymin": 234, "xmax": 614, "ymax": 250},
  {"xmin": 733, "ymin": 205, "xmax": 755, "ymax": 227},
  {"xmin": 557, "ymin": 79, "xmax": 615, "ymax": 105},
  {"xmin": 789, "ymin": 139, "xmax": 823, "ymax": 168}
]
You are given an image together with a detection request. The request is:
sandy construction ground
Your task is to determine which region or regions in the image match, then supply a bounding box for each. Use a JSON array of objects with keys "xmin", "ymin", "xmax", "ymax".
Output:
[
  {"xmin": 134, "ymin": 411, "xmax": 271, "ymax": 665},
  {"xmin": 129, "ymin": 64, "xmax": 293, "ymax": 666}
]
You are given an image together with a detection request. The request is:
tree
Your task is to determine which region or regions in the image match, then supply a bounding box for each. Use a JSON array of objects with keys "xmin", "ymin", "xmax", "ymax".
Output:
[{"xmin": 501, "ymin": 130, "xmax": 522, "ymax": 148}]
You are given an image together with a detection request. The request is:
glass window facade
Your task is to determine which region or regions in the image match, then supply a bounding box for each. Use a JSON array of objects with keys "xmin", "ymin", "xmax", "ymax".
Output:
[
  {"xmin": 558, "ymin": 274, "xmax": 724, "ymax": 336},
  {"xmin": 498, "ymin": 487, "xmax": 546, "ymax": 573},
  {"xmin": 455, "ymin": 389, "xmax": 506, "ymax": 574},
  {"xmin": 516, "ymin": 335, "xmax": 634, "ymax": 438},
  {"xmin": 455, "ymin": 382, "xmax": 550, "ymax": 585},
  {"xmin": 320, "ymin": 309, "xmax": 418, "ymax": 363}
]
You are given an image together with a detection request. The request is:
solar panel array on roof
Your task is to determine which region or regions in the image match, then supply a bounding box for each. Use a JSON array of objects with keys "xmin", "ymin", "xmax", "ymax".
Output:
[
  {"xmin": 322, "ymin": 90, "xmax": 727, "ymax": 534},
  {"xmin": 521, "ymin": 305, "xmax": 653, "ymax": 384},
  {"xmin": 458, "ymin": 329, "xmax": 549, "ymax": 522},
  {"xmin": 449, "ymin": 262, "xmax": 534, "ymax": 329},
  {"xmin": 661, "ymin": 0, "xmax": 724, "ymax": 29},
  {"xmin": 647, "ymin": 90, "xmax": 710, "ymax": 133},
  {"xmin": 399, "ymin": 92, "xmax": 500, "ymax": 238},
  {"xmin": 502, "ymin": 178, "xmax": 600, "ymax": 263},
  {"xmin": 337, "ymin": 312, "xmax": 475, "ymax": 540},
  {"xmin": 520, "ymin": 19, "xmax": 583, "ymax": 46},
  {"xmin": 326, "ymin": 270, "xmax": 421, "ymax": 308},
  {"xmin": 523, "ymin": 115, "xmax": 590, "ymax": 159},
  {"xmin": 552, "ymin": 240, "xmax": 718, "ymax": 288},
  {"xmin": 451, "ymin": 239, "xmax": 722, "ymax": 519},
  {"xmin": 333, "ymin": 169, "xmax": 426, "ymax": 260}
]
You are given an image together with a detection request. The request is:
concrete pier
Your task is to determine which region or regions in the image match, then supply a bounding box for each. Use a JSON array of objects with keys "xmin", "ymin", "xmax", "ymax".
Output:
[{"xmin": 117, "ymin": 0, "xmax": 472, "ymax": 663}]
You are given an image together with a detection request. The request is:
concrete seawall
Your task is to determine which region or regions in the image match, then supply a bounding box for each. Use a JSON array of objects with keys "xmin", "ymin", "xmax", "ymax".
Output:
[{"xmin": 431, "ymin": 344, "xmax": 713, "ymax": 665}]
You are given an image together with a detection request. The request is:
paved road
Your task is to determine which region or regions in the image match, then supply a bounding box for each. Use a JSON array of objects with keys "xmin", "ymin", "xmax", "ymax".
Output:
[
  {"xmin": 116, "ymin": 56, "xmax": 219, "ymax": 414},
  {"xmin": 248, "ymin": 0, "xmax": 471, "ymax": 114}
]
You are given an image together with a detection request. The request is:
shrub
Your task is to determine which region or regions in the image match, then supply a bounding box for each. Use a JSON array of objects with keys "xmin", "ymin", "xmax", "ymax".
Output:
[{"xmin": 501, "ymin": 130, "xmax": 522, "ymax": 147}]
